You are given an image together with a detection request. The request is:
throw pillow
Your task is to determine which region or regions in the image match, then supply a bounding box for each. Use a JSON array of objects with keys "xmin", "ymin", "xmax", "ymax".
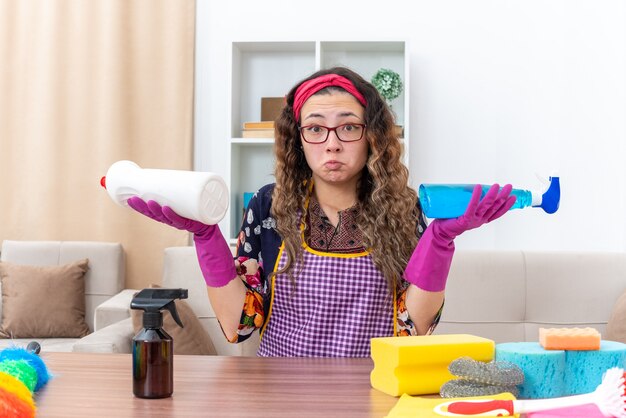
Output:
[
  {"xmin": 606, "ymin": 289, "xmax": 626, "ymax": 343},
  {"xmin": 0, "ymin": 259, "xmax": 91, "ymax": 338},
  {"xmin": 131, "ymin": 285, "xmax": 217, "ymax": 355}
]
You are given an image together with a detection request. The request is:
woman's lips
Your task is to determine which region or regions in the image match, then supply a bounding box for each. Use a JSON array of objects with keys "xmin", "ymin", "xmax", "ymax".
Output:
[{"xmin": 324, "ymin": 161, "xmax": 342, "ymax": 170}]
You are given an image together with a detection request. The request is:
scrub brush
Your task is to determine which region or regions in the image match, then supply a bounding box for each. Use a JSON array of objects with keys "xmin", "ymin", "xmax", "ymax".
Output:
[
  {"xmin": 440, "ymin": 357, "xmax": 524, "ymax": 398},
  {"xmin": 433, "ymin": 367, "xmax": 626, "ymax": 417}
]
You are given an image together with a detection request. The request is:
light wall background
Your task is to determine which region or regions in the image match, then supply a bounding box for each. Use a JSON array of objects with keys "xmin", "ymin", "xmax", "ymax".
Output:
[{"xmin": 195, "ymin": 0, "xmax": 626, "ymax": 253}]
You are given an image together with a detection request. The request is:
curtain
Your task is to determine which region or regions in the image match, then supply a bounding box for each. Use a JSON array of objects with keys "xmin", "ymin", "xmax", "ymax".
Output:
[{"xmin": 0, "ymin": 0, "xmax": 195, "ymax": 289}]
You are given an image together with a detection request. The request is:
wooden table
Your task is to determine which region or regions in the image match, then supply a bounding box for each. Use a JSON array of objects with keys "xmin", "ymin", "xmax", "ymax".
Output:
[{"xmin": 35, "ymin": 352, "xmax": 399, "ymax": 417}]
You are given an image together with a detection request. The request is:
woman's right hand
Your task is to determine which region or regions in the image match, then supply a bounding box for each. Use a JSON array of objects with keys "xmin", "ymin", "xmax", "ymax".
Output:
[
  {"xmin": 127, "ymin": 196, "xmax": 211, "ymax": 236},
  {"xmin": 127, "ymin": 197, "xmax": 237, "ymax": 288}
]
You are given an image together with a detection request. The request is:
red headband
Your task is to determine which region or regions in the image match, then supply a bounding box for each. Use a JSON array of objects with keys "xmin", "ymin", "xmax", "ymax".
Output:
[{"xmin": 293, "ymin": 74, "xmax": 367, "ymax": 121}]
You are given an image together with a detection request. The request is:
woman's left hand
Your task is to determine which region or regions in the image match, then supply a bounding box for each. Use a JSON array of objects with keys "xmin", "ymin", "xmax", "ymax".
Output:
[
  {"xmin": 404, "ymin": 184, "xmax": 516, "ymax": 292},
  {"xmin": 434, "ymin": 183, "xmax": 516, "ymax": 241}
]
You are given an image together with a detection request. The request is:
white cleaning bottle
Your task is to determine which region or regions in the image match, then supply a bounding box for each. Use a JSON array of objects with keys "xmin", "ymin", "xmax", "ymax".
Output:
[{"xmin": 101, "ymin": 160, "xmax": 229, "ymax": 225}]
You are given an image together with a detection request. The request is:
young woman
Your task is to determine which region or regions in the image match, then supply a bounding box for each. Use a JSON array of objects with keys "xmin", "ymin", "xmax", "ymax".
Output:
[{"xmin": 128, "ymin": 67, "xmax": 515, "ymax": 357}]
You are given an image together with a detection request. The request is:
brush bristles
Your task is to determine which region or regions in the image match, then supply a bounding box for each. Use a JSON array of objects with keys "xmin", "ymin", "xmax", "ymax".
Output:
[{"xmin": 595, "ymin": 367, "xmax": 626, "ymax": 418}]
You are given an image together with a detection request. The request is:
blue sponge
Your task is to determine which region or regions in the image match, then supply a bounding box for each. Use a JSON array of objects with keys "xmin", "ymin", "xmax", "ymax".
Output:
[
  {"xmin": 496, "ymin": 340, "xmax": 626, "ymax": 399},
  {"xmin": 496, "ymin": 342, "xmax": 566, "ymax": 399},
  {"xmin": 564, "ymin": 340, "xmax": 626, "ymax": 394}
]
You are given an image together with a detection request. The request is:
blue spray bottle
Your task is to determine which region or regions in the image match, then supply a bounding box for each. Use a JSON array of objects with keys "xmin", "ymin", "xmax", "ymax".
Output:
[{"xmin": 418, "ymin": 175, "xmax": 560, "ymax": 219}]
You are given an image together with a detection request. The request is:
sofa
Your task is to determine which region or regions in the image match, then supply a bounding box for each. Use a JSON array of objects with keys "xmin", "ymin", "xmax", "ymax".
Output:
[
  {"xmin": 75, "ymin": 247, "xmax": 626, "ymax": 355},
  {"xmin": 0, "ymin": 240, "xmax": 125, "ymax": 352},
  {"xmin": 436, "ymin": 250, "xmax": 625, "ymax": 342},
  {"xmin": 74, "ymin": 246, "xmax": 259, "ymax": 355}
]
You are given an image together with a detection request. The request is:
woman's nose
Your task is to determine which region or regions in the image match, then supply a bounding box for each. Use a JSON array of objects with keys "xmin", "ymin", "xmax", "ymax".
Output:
[{"xmin": 325, "ymin": 130, "xmax": 342, "ymax": 151}]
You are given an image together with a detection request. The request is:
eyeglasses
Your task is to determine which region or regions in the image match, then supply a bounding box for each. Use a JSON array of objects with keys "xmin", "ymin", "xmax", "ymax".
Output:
[{"xmin": 299, "ymin": 123, "xmax": 366, "ymax": 144}]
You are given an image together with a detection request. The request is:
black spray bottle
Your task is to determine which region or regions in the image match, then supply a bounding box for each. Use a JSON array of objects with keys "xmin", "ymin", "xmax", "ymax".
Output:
[{"xmin": 130, "ymin": 288, "xmax": 188, "ymax": 399}]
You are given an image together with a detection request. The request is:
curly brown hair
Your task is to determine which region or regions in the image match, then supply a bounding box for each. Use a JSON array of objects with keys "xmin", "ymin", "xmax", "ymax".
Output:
[{"xmin": 272, "ymin": 67, "xmax": 419, "ymax": 292}]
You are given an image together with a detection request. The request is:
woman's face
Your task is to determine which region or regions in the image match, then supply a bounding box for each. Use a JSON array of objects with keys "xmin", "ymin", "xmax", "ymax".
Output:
[{"xmin": 299, "ymin": 91, "xmax": 368, "ymax": 188}]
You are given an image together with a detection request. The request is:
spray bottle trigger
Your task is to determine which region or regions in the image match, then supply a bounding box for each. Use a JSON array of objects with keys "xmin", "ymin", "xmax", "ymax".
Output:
[
  {"xmin": 164, "ymin": 301, "xmax": 184, "ymax": 328},
  {"xmin": 540, "ymin": 176, "xmax": 560, "ymax": 214}
]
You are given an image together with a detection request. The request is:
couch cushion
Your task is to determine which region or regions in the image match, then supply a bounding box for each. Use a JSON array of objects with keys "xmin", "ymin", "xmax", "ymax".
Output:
[
  {"xmin": 442, "ymin": 250, "xmax": 526, "ymax": 322},
  {"xmin": 0, "ymin": 259, "xmax": 91, "ymax": 338},
  {"xmin": 73, "ymin": 317, "xmax": 134, "ymax": 354},
  {"xmin": 436, "ymin": 250, "xmax": 626, "ymax": 343},
  {"xmin": 525, "ymin": 252, "xmax": 626, "ymax": 326},
  {"xmin": 0, "ymin": 240, "xmax": 125, "ymax": 331}
]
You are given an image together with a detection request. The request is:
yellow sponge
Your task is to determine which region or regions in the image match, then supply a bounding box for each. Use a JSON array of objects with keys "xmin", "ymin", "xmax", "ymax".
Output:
[{"xmin": 370, "ymin": 334, "xmax": 495, "ymax": 396}]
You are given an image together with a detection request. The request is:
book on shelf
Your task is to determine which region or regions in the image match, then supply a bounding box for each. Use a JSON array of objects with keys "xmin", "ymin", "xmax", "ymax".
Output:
[
  {"xmin": 243, "ymin": 121, "xmax": 275, "ymax": 130},
  {"xmin": 241, "ymin": 120, "xmax": 275, "ymax": 138},
  {"xmin": 241, "ymin": 128, "xmax": 275, "ymax": 138}
]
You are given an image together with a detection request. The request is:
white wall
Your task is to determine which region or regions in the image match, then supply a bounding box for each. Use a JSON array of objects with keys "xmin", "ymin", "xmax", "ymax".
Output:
[{"xmin": 194, "ymin": 0, "xmax": 626, "ymax": 252}]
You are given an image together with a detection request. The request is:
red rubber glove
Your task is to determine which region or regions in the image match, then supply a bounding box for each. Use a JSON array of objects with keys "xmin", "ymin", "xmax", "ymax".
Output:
[
  {"xmin": 405, "ymin": 184, "xmax": 516, "ymax": 292},
  {"xmin": 127, "ymin": 197, "xmax": 237, "ymax": 287}
]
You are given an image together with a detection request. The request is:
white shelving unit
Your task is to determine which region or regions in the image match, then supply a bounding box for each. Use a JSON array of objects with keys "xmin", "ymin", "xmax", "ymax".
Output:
[{"xmin": 227, "ymin": 41, "xmax": 408, "ymax": 239}]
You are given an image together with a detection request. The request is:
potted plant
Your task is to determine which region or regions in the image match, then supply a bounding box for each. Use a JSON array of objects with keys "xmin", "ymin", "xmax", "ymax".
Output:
[
  {"xmin": 371, "ymin": 68, "xmax": 404, "ymax": 137},
  {"xmin": 371, "ymin": 68, "xmax": 403, "ymax": 105}
]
